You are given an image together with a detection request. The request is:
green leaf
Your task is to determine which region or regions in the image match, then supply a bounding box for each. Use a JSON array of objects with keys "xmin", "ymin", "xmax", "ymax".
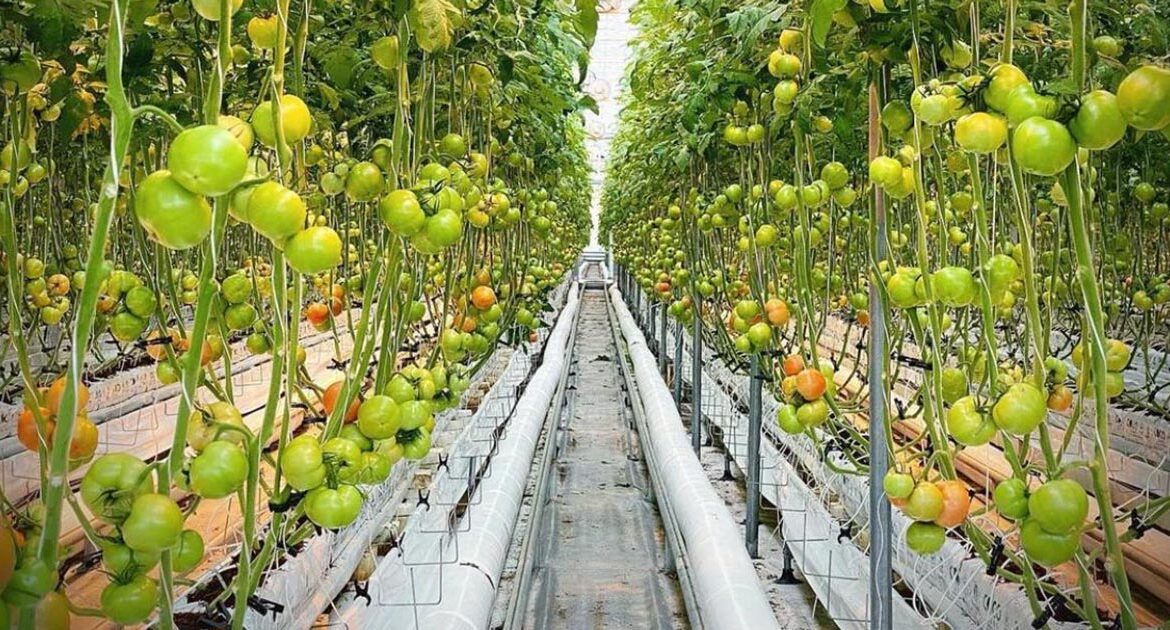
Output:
[
  {"xmin": 498, "ymin": 53, "xmax": 515, "ymax": 85},
  {"xmin": 576, "ymin": 49, "xmax": 590, "ymax": 86},
  {"xmin": 410, "ymin": 0, "xmax": 459, "ymax": 53},
  {"xmin": 810, "ymin": 0, "xmax": 847, "ymax": 47},
  {"xmin": 577, "ymin": 94, "xmax": 599, "ymax": 114},
  {"xmin": 319, "ymin": 83, "xmax": 341, "ymax": 110},
  {"xmin": 575, "ymin": 0, "xmax": 598, "ymax": 48},
  {"xmin": 320, "ymin": 45, "xmax": 360, "ymax": 90}
]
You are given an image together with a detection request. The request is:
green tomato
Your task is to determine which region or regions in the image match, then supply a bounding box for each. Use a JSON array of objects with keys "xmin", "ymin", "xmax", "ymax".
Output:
[
  {"xmin": 345, "ymin": 161, "xmax": 385, "ymax": 202},
  {"xmin": 425, "ymin": 209, "xmax": 464, "ymax": 248},
  {"xmin": 376, "ymin": 436, "xmax": 405, "ymax": 466},
  {"xmin": 285, "ymin": 226, "xmax": 343, "ymax": 275},
  {"xmin": 1001, "ymin": 85, "xmax": 1058, "ymax": 125},
  {"xmin": 398, "ymin": 428, "xmax": 433, "ymax": 460},
  {"xmin": 133, "ymin": 170, "xmax": 212, "ymax": 250},
  {"xmin": 323, "ymin": 437, "xmax": 363, "ymax": 483},
  {"xmin": 1028, "ymin": 479, "xmax": 1088, "ymax": 535},
  {"xmin": 398, "ymin": 400, "xmax": 433, "ymax": 431},
  {"xmin": 248, "ymin": 182, "xmax": 306, "ymax": 243},
  {"xmin": 110, "ymin": 311, "xmax": 148, "ymax": 342},
  {"xmin": 173, "ymin": 529, "xmax": 205, "ymax": 574},
  {"xmin": 357, "ymin": 395, "xmax": 402, "ymax": 440},
  {"xmin": 251, "ymin": 95, "xmax": 312, "ymax": 146},
  {"xmin": 120, "ymin": 494, "xmax": 184, "ymax": 554},
  {"xmin": 993, "ymin": 478, "xmax": 1030, "ymax": 520},
  {"xmin": 186, "ymin": 401, "xmax": 248, "ymax": 453},
  {"xmin": 224, "ymin": 302, "xmax": 258, "ymax": 331},
  {"xmin": 303, "ymin": 485, "xmax": 363, "ymax": 529},
  {"xmin": 281, "ymin": 435, "xmax": 327, "ymax": 491},
  {"xmin": 101, "ymin": 541, "xmax": 160, "ymax": 578},
  {"xmin": 954, "ymin": 112, "xmax": 1008, "ymax": 154},
  {"xmin": 379, "ymin": 190, "xmax": 426, "ymax": 236},
  {"xmin": 931, "ymin": 266, "xmax": 977, "ymax": 307},
  {"xmin": 795, "ymin": 398, "xmax": 829, "ymax": 427},
  {"xmin": 357, "ymin": 452, "xmax": 393, "ymax": 485},
  {"xmin": 1115, "ymin": 65, "xmax": 1170, "ymax": 131},
  {"xmin": 883, "ymin": 471, "xmax": 914, "ymax": 500},
  {"xmin": 1019, "ymin": 518, "xmax": 1079, "ymax": 567},
  {"xmin": 188, "ymin": 440, "xmax": 249, "ymax": 499},
  {"xmin": 34, "ymin": 590, "xmax": 72, "ymax": 629},
  {"xmin": 903, "ymin": 482, "xmax": 944, "ymax": 522},
  {"xmin": 385, "ymin": 374, "xmax": 417, "ymax": 403},
  {"xmin": 191, "ymin": 0, "xmax": 243, "ymax": 20},
  {"xmin": 124, "ymin": 286, "xmax": 157, "ymax": 318},
  {"xmin": 1010, "ymin": 117, "xmax": 1076, "ymax": 177},
  {"xmin": 991, "ymin": 382, "xmax": 1047, "ymax": 436},
  {"xmin": 946, "ymin": 396, "xmax": 996, "ymax": 446},
  {"xmin": 905, "ymin": 522, "xmax": 945, "ymax": 555},
  {"xmin": 339, "ymin": 424, "xmax": 374, "ymax": 452},
  {"xmin": 1069, "ymin": 90, "xmax": 1127, "ymax": 150},
  {"xmin": 80, "ymin": 453, "xmax": 152, "ymax": 525},
  {"xmin": 220, "ymin": 273, "xmax": 252, "ymax": 304},
  {"xmin": 2, "ymin": 559, "xmax": 56, "ymax": 606},
  {"xmin": 940, "ymin": 367, "xmax": 968, "ymax": 404},
  {"xmin": 167, "ymin": 125, "xmax": 248, "ymax": 197},
  {"xmin": 776, "ymin": 403, "xmax": 802, "ymax": 434},
  {"xmin": 100, "ymin": 574, "xmax": 158, "ymax": 625}
]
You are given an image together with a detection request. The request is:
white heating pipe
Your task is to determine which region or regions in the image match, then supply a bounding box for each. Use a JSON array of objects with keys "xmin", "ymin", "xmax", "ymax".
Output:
[
  {"xmin": 416, "ymin": 284, "xmax": 581, "ymax": 629},
  {"xmin": 609, "ymin": 285, "xmax": 782, "ymax": 630}
]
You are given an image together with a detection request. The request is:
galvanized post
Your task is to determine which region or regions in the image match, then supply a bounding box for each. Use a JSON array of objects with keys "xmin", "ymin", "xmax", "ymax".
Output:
[
  {"xmin": 673, "ymin": 320, "xmax": 683, "ymax": 401},
  {"xmin": 867, "ymin": 81, "xmax": 894, "ymax": 630},
  {"xmin": 645, "ymin": 295, "xmax": 653, "ymax": 339},
  {"xmin": 691, "ymin": 313, "xmax": 702, "ymax": 454},
  {"xmin": 745, "ymin": 354, "xmax": 762, "ymax": 558},
  {"xmin": 659, "ymin": 304, "xmax": 668, "ymax": 377}
]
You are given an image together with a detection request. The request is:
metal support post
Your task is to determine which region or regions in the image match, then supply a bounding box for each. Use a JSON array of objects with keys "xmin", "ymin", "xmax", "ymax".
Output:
[
  {"xmin": 673, "ymin": 320, "xmax": 683, "ymax": 401},
  {"xmin": 745, "ymin": 354, "xmax": 762, "ymax": 558},
  {"xmin": 658, "ymin": 304, "xmax": 667, "ymax": 377},
  {"xmin": 867, "ymin": 82, "xmax": 894, "ymax": 630},
  {"xmin": 691, "ymin": 313, "xmax": 702, "ymax": 454}
]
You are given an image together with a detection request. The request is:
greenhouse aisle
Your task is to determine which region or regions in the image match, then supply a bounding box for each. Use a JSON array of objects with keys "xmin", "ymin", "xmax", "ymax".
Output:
[{"xmin": 523, "ymin": 287, "xmax": 690, "ymax": 629}]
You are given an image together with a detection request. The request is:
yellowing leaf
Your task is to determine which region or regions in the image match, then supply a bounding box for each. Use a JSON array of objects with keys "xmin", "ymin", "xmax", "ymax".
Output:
[{"xmin": 410, "ymin": 0, "xmax": 459, "ymax": 53}]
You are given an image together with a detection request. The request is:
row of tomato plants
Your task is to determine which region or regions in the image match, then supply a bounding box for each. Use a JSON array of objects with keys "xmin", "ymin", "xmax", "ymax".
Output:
[
  {"xmin": 604, "ymin": 0, "xmax": 1169, "ymax": 625},
  {"xmin": 0, "ymin": 0, "xmax": 593, "ymax": 626}
]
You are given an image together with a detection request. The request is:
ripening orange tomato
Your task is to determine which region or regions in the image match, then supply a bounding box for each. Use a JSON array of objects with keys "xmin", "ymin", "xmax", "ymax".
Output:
[
  {"xmin": 17, "ymin": 407, "xmax": 53, "ymax": 452},
  {"xmin": 45, "ymin": 377, "xmax": 89, "ymax": 416},
  {"xmin": 323, "ymin": 381, "xmax": 360, "ymax": 423},
  {"xmin": 305, "ymin": 302, "xmax": 330, "ymax": 327},
  {"xmin": 69, "ymin": 415, "xmax": 100, "ymax": 465},
  {"xmin": 1047, "ymin": 384, "xmax": 1073, "ymax": 412},
  {"xmin": 764, "ymin": 298, "xmax": 790, "ymax": 326},
  {"xmin": 782, "ymin": 354, "xmax": 806, "ymax": 377},
  {"xmin": 471, "ymin": 285, "xmax": 497, "ymax": 310},
  {"xmin": 933, "ymin": 480, "xmax": 971, "ymax": 528},
  {"xmin": 795, "ymin": 368, "xmax": 827, "ymax": 401}
]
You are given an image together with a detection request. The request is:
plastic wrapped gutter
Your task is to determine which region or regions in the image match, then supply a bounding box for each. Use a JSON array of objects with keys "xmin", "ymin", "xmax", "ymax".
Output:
[{"xmin": 608, "ymin": 284, "xmax": 782, "ymax": 630}]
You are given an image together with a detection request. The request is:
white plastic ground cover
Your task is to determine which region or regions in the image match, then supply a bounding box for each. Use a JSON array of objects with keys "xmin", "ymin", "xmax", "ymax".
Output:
[
  {"xmin": 171, "ymin": 280, "xmax": 574, "ymax": 627},
  {"xmin": 610, "ymin": 285, "xmax": 783, "ymax": 630},
  {"xmin": 663, "ymin": 323, "xmax": 1083, "ymax": 630},
  {"xmin": 329, "ymin": 285, "xmax": 581, "ymax": 630}
]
